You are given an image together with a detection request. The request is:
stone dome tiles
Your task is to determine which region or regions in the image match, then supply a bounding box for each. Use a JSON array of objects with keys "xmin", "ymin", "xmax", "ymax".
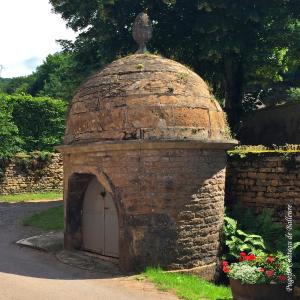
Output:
[{"xmin": 65, "ymin": 54, "xmax": 228, "ymax": 144}]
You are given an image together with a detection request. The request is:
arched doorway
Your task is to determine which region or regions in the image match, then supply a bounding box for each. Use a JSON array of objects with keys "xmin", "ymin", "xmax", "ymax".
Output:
[{"xmin": 82, "ymin": 177, "xmax": 119, "ymax": 258}]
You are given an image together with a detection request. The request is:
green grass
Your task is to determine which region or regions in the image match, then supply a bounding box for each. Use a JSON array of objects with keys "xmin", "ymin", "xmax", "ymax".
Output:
[
  {"xmin": 142, "ymin": 268, "xmax": 232, "ymax": 300},
  {"xmin": 0, "ymin": 191, "xmax": 62, "ymax": 203},
  {"xmin": 23, "ymin": 205, "xmax": 64, "ymax": 231}
]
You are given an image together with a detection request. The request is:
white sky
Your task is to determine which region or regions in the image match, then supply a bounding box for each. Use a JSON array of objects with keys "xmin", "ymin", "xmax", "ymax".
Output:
[{"xmin": 0, "ymin": 0, "xmax": 76, "ymax": 78}]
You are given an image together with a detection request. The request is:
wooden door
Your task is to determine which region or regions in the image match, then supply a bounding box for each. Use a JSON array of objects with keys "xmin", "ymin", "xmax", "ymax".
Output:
[
  {"xmin": 104, "ymin": 192, "xmax": 119, "ymax": 257},
  {"xmin": 82, "ymin": 177, "xmax": 119, "ymax": 257}
]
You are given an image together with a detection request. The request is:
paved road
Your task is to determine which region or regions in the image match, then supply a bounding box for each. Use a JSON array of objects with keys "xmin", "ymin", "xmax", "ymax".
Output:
[{"xmin": 0, "ymin": 201, "xmax": 177, "ymax": 300}]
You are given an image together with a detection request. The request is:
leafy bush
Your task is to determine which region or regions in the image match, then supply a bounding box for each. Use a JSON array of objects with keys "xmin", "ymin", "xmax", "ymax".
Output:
[
  {"xmin": 0, "ymin": 93, "xmax": 67, "ymax": 152},
  {"xmin": 223, "ymin": 215, "xmax": 266, "ymax": 261},
  {"xmin": 229, "ymin": 204, "xmax": 300, "ymax": 253},
  {"xmin": 0, "ymin": 96, "xmax": 22, "ymax": 158},
  {"xmin": 287, "ymin": 87, "xmax": 300, "ymax": 101},
  {"xmin": 14, "ymin": 151, "xmax": 53, "ymax": 175}
]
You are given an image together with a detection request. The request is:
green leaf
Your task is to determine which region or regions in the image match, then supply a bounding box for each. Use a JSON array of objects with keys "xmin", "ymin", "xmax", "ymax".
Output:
[{"xmin": 293, "ymin": 242, "xmax": 300, "ymax": 250}]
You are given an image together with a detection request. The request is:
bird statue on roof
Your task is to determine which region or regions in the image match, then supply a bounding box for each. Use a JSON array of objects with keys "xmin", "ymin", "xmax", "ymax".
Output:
[{"xmin": 132, "ymin": 12, "xmax": 153, "ymax": 54}]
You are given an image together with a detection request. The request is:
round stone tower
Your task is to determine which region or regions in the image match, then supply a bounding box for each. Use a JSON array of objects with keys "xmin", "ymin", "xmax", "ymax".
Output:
[{"xmin": 58, "ymin": 14, "xmax": 237, "ymax": 280}]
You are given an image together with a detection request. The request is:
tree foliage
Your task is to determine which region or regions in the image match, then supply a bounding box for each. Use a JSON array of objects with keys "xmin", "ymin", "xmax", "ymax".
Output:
[
  {"xmin": 0, "ymin": 76, "xmax": 34, "ymax": 95},
  {"xmin": 0, "ymin": 53, "xmax": 80, "ymax": 102},
  {"xmin": 28, "ymin": 52, "xmax": 81, "ymax": 101},
  {"xmin": 50, "ymin": 0, "xmax": 300, "ymax": 128},
  {"xmin": 0, "ymin": 94, "xmax": 67, "ymax": 154}
]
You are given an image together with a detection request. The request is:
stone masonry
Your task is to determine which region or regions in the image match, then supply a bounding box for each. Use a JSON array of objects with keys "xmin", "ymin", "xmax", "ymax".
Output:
[
  {"xmin": 65, "ymin": 54, "xmax": 228, "ymax": 144},
  {"xmin": 60, "ymin": 141, "xmax": 228, "ymax": 280},
  {"xmin": 0, "ymin": 153, "xmax": 63, "ymax": 195},
  {"xmin": 226, "ymin": 153, "xmax": 300, "ymax": 228}
]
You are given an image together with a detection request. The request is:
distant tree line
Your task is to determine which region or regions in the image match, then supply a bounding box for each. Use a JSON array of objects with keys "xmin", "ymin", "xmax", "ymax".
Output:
[{"xmin": 0, "ymin": 52, "xmax": 81, "ymax": 102}]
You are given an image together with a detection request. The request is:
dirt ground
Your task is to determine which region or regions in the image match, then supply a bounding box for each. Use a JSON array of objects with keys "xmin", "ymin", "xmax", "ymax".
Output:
[{"xmin": 0, "ymin": 200, "xmax": 178, "ymax": 300}]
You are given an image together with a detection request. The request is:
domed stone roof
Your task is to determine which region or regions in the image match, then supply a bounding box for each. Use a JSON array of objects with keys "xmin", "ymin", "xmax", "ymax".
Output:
[{"xmin": 65, "ymin": 54, "xmax": 229, "ymax": 145}]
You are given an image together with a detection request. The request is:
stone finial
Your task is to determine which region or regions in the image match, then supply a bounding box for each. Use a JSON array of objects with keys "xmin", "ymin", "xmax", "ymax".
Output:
[{"xmin": 132, "ymin": 12, "xmax": 153, "ymax": 54}]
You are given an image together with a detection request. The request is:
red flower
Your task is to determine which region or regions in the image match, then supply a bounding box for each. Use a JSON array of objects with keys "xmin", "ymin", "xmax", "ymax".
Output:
[
  {"xmin": 278, "ymin": 275, "xmax": 286, "ymax": 282},
  {"xmin": 266, "ymin": 256, "xmax": 275, "ymax": 263},
  {"xmin": 239, "ymin": 252, "xmax": 247, "ymax": 261},
  {"xmin": 223, "ymin": 265, "xmax": 230, "ymax": 273},
  {"xmin": 265, "ymin": 270, "xmax": 275, "ymax": 277},
  {"xmin": 259, "ymin": 267, "xmax": 265, "ymax": 273},
  {"xmin": 222, "ymin": 261, "xmax": 229, "ymax": 266},
  {"xmin": 247, "ymin": 254, "xmax": 256, "ymax": 261}
]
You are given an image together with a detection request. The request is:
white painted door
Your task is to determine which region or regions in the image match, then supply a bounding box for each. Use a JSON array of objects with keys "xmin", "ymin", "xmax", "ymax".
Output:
[{"xmin": 82, "ymin": 178, "xmax": 119, "ymax": 257}]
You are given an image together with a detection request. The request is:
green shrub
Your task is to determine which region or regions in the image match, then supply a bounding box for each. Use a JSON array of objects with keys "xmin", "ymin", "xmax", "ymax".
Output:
[
  {"xmin": 0, "ymin": 96, "xmax": 23, "ymax": 158},
  {"xmin": 223, "ymin": 215, "xmax": 266, "ymax": 261},
  {"xmin": 14, "ymin": 151, "xmax": 53, "ymax": 175},
  {"xmin": 0, "ymin": 93, "xmax": 67, "ymax": 152},
  {"xmin": 229, "ymin": 203, "xmax": 300, "ymax": 253},
  {"xmin": 287, "ymin": 87, "xmax": 300, "ymax": 101}
]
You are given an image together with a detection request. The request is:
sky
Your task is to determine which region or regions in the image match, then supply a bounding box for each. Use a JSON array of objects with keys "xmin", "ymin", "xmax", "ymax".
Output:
[{"xmin": 0, "ymin": 0, "xmax": 76, "ymax": 78}]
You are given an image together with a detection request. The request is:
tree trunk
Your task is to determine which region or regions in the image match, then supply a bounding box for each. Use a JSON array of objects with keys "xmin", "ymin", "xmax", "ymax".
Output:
[{"xmin": 223, "ymin": 56, "xmax": 244, "ymax": 130}]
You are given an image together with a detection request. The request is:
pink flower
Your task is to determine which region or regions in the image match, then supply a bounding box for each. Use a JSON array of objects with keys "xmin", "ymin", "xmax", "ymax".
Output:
[
  {"xmin": 265, "ymin": 270, "xmax": 274, "ymax": 277},
  {"xmin": 278, "ymin": 275, "xmax": 286, "ymax": 282},
  {"xmin": 259, "ymin": 267, "xmax": 265, "ymax": 273}
]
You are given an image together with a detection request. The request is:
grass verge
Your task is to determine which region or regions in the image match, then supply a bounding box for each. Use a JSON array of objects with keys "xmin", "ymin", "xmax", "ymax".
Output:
[
  {"xmin": 142, "ymin": 268, "xmax": 232, "ymax": 300},
  {"xmin": 23, "ymin": 205, "xmax": 64, "ymax": 231},
  {"xmin": 0, "ymin": 191, "xmax": 62, "ymax": 203}
]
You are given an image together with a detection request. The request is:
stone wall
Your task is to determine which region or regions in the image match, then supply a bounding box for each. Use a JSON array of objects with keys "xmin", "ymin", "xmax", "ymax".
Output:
[
  {"xmin": 0, "ymin": 153, "xmax": 63, "ymax": 195},
  {"xmin": 226, "ymin": 153, "xmax": 300, "ymax": 228}
]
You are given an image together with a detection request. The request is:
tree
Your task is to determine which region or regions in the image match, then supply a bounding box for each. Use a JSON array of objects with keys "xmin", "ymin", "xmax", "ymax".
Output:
[
  {"xmin": 0, "ymin": 52, "xmax": 80, "ymax": 102},
  {"xmin": 0, "ymin": 76, "xmax": 34, "ymax": 95},
  {"xmin": 28, "ymin": 52, "xmax": 80, "ymax": 101},
  {"xmin": 50, "ymin": 0, "xmax": 300, "ymax": 128}
]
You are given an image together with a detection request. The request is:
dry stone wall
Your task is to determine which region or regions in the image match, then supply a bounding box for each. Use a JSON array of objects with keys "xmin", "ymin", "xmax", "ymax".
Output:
[
  {"xmin": 0, "ymin": 153, "xmax": 63, "ymax": 195},
  {"xmin": 226, "ymin": 153, "xmax": 300, "ymax": 228}
]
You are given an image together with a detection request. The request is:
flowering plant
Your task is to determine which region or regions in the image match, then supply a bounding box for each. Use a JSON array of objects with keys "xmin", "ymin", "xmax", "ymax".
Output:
[{"xmin": 222, "ymin": 252, "xmax": 289, "ymax": 285}]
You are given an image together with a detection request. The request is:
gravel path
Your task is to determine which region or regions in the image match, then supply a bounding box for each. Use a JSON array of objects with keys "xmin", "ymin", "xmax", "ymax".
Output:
[{"xmin": 0, "ymin": 200, "xmax": 178, "ymax": 300}]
